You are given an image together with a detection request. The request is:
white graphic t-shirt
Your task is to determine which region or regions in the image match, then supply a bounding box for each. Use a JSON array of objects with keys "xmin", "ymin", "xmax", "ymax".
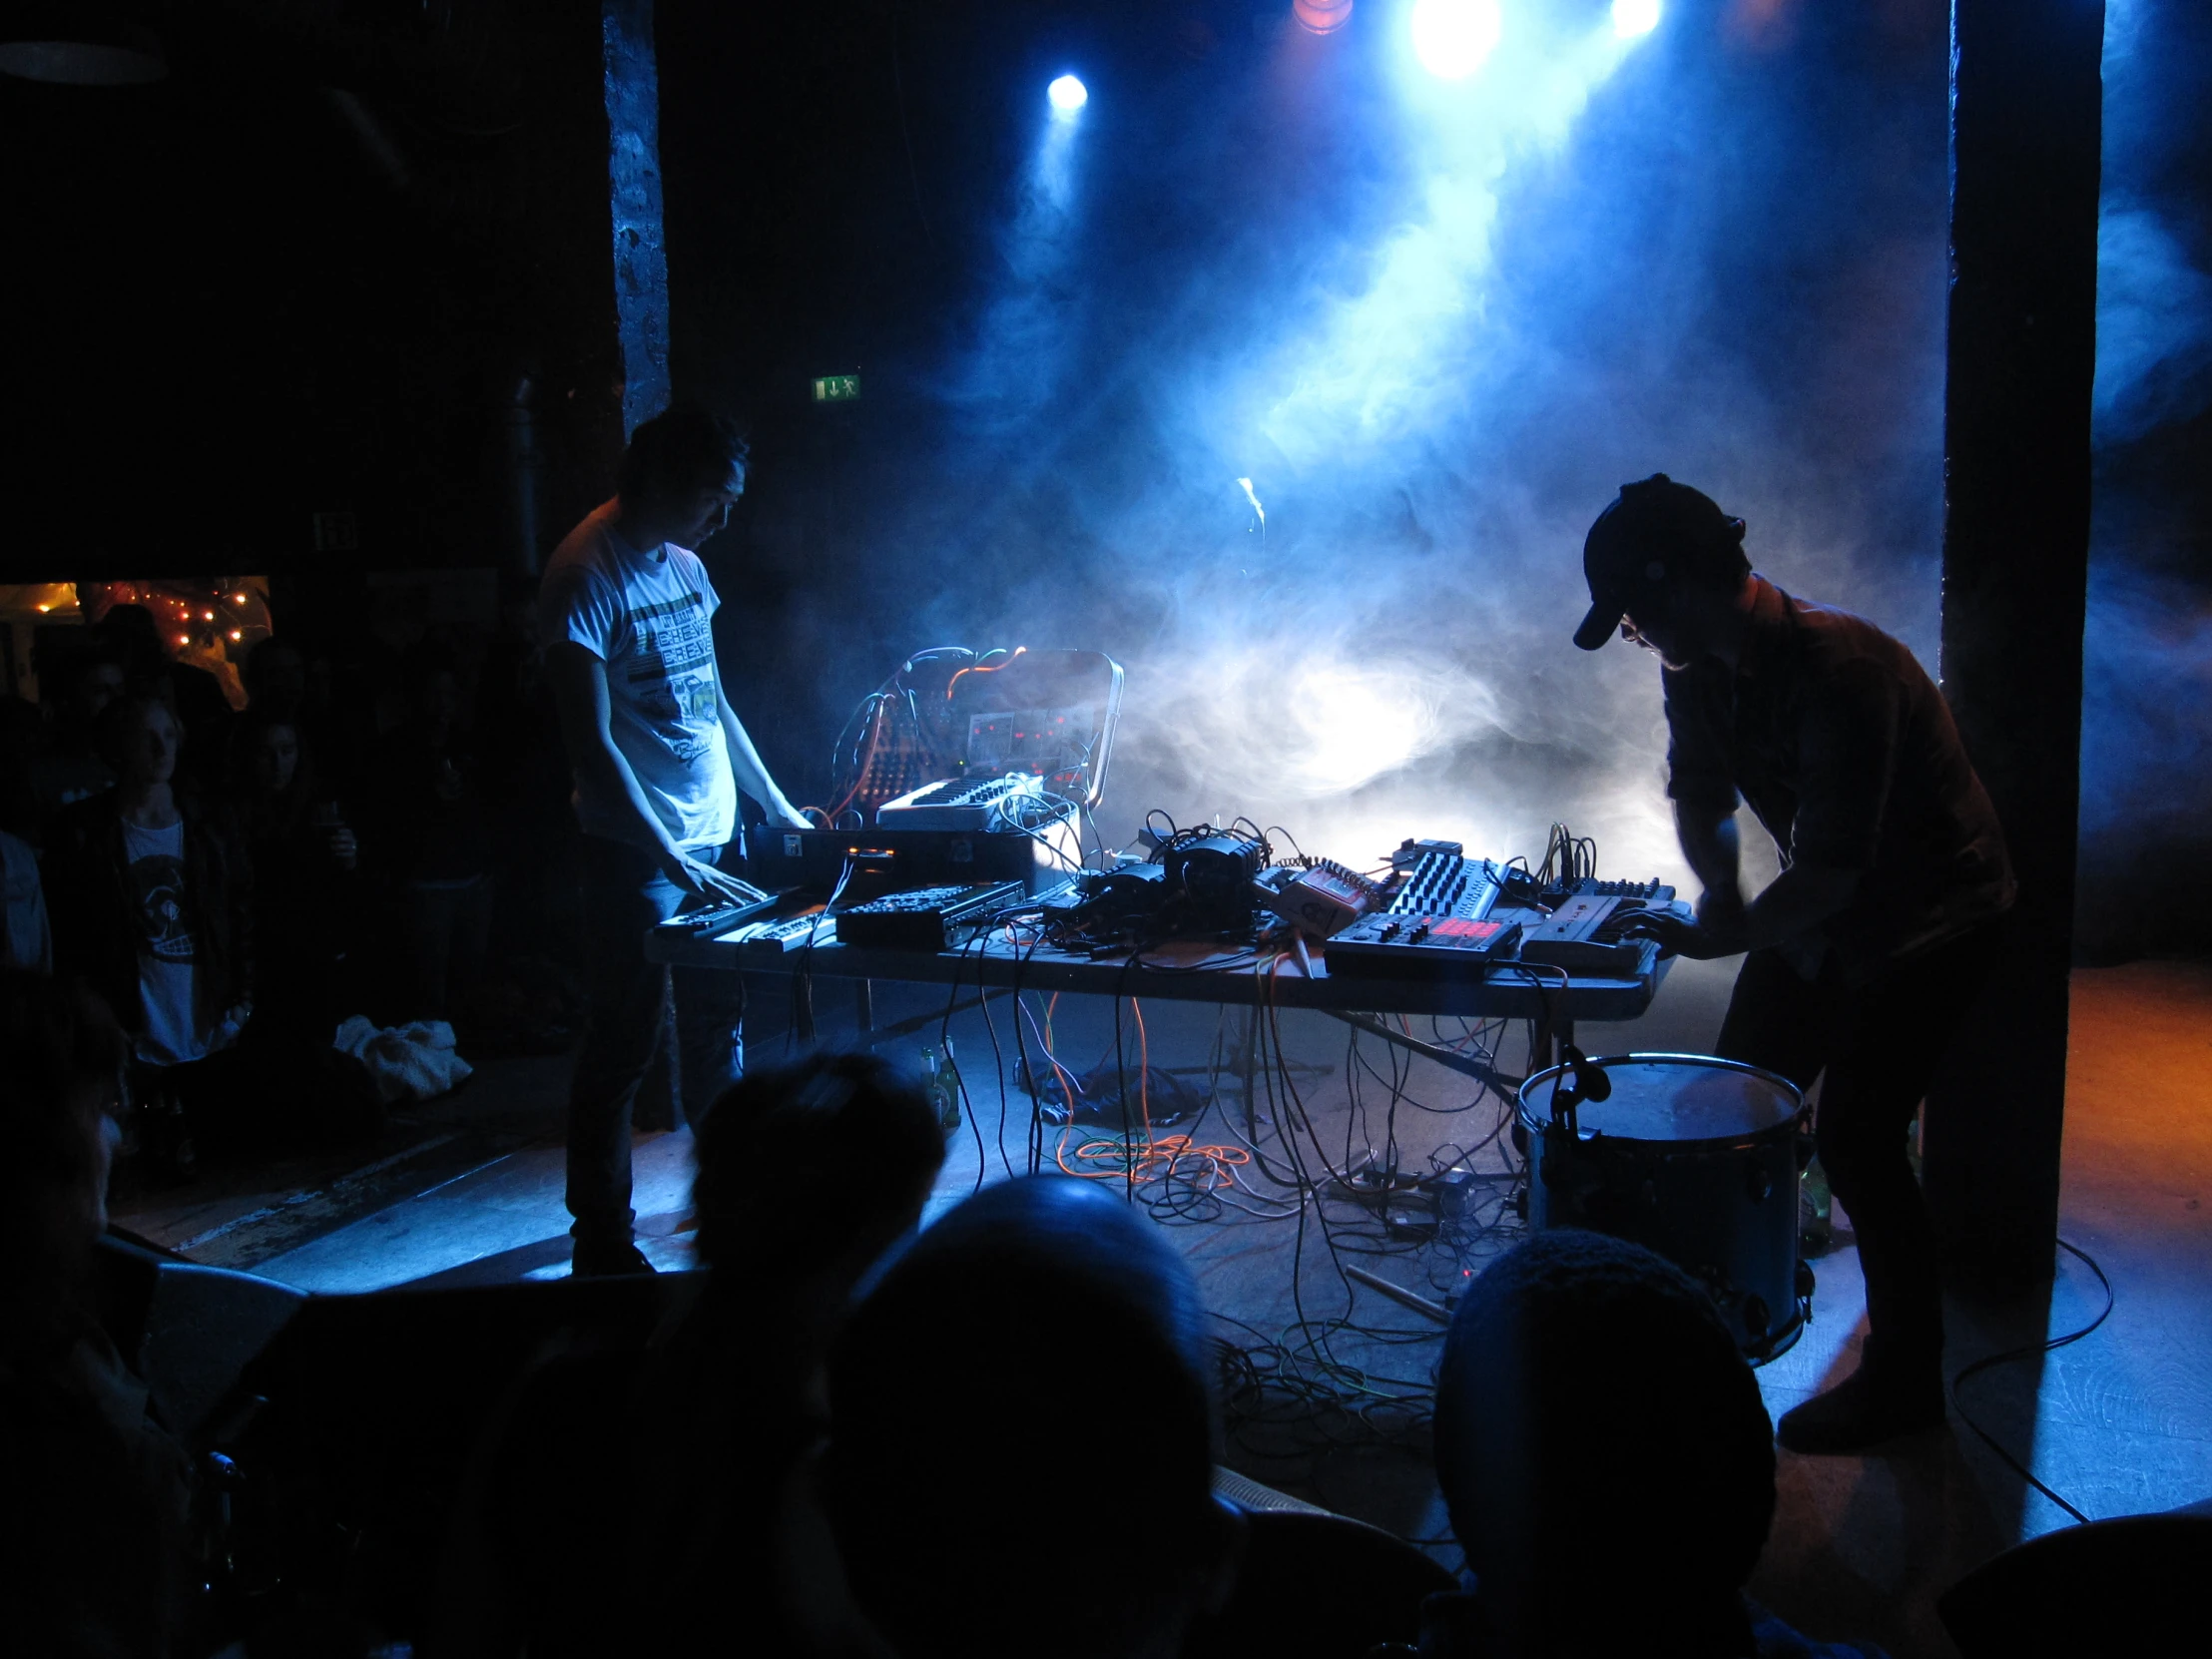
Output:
[
  {"xmin": 540, "ymin": 500, "xmax": 738, "ymax": 851},
  {"xmin": 123, "ymin": 819, "xmax": 209, "ymax": 1066}
]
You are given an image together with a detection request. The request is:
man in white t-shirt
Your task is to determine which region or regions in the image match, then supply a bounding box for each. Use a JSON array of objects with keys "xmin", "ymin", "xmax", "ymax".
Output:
[{"xmin": 541, "ymin": 404, "xmax": 810, "ymax": 1277}]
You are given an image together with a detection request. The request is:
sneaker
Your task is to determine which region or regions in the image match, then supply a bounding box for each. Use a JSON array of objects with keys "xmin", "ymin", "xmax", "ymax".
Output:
[
  {"xmin": 571, "ymin": 1238, "xmax": 658, "ymax": 1278},
  {"xmin": 1776, "ymin": 1363, "xmax": 1944, "ymax": 1454}
]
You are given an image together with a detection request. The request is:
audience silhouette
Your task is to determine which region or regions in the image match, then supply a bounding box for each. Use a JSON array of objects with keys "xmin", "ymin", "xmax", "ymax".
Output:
[
  {"xmin": 0, "ymin": 972, "xmax": 201, "ymax": 1658},
  {"xmin": 439, "ymin": 1051, "xmax": 946, "ymax": 1658},
  {"xmin": 1424, "ymin": 1230, "xmax": 1882, "ymax": 1659},
  {"xmin": 821, "ymin": 1175, "xmax": 1245, "ymax": 1659}
]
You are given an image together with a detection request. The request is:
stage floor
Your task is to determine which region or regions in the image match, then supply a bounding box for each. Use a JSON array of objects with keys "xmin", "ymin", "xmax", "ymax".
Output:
[{"xmin": 114, "ymin": 956, "xmax": 2212, "ymax": 1659}]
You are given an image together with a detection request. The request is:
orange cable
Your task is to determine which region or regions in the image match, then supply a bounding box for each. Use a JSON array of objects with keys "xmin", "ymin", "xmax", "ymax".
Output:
[
  {"xmin": 1133, "ymin": 997, "xmax": 1153, "ymax": 1137},
  {"xmin": 944, "ymin": 645, "xmax": 1026, "ymax": 701},
  {"xmin": 1036, "ymin": 993, "xmax": 1099, "ymax": 1179},
  {"xmin": 1055, "ymin": 994, "xmax": 1251, "ymax": 1192}
]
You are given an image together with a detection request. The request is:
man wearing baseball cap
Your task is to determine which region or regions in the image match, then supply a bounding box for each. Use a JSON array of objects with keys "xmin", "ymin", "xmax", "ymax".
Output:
[{"xmin": 1580, "ymin": 474, "xmax": 2016, "ymax": 1454}]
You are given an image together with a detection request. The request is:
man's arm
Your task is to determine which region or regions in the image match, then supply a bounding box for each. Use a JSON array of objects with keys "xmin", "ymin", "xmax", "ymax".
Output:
[
  {"xmin": 1639, "ymin": 650, "xmax": 1898, "ymax": 962},
  {"xmin": 1660, "ymin": 663, "xmax": 1750, "ymax": 936},
  {"xmin": 1628, "ymin": 855, "xmax": 1860, "ymax": 961},
  {"xmin": 1674, "ymin": 800, "xmax": 1744, "ymax": 926},
  {"xmin": 714, "ymin": 674, "xmax": 809, "ymax": 830},
  {"xmin": 545, "ymin": 641, "xmax": 759, "ymax": 903}
]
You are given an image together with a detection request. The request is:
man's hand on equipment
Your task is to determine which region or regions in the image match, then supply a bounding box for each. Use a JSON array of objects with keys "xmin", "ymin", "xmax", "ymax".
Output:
[
  {"xmin": 1628, "ymin": 861, "xmax": 1856, "ymax": 961},
  {"xmin": 663, "ymin": 849, "xmax": 761, "ymax": 905},
  {"xmin": 1624, "ymin": 905, "xmax": 1745, "ymax": 961},
  {"xmin": 770, "ymin": 800, "xmax": 811, "ymax": 831}
]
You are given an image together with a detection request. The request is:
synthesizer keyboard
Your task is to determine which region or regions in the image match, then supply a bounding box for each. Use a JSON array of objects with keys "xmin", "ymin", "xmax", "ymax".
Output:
[
  {"xmin": 655, "ymin": 882, "xmax": 780, "ymax": 939},
  {"xmin": 1557, "ymin": 875, "xmax": 1676, "ymax": 904},
  {"xmin": 1516, "ymin": 884, "xmax": 1683, "ymax": 975},
  {"xmin": 727, "ymin": 912, "xmax": 838, "ymax": 952},
  {"xmin": 874, "ymin": 773, "xmax": 1046, "ymax": 830},
  {"xmin": 834, "ymin": 881, "xmax": 1026, "ymax": 951}
]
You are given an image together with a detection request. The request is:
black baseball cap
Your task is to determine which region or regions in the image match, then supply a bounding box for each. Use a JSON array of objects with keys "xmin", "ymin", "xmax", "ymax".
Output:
[{"xmin": 1573, "ymin": 475, "xmax": 1750, "ymax": 651}]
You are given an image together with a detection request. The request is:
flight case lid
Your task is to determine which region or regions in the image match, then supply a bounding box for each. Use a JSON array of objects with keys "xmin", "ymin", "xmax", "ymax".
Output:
[{"xmin": 939, "ymin": 647, "xmax": 1123, "ymax": 810}]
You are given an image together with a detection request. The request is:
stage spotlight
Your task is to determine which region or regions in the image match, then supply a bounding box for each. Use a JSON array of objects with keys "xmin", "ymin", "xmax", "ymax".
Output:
[
  {"xmin": 1047, "ymin": 74, "xmax": 1087, "ymax": 114},
  {"xmin": 1611, "ymin": 0, "xmax": 1661, "ymax": 38},
  {"xmin": 1293, "ymin": 0, "xmax": 1355, "ymax": 35},
  {"xmin": 1410, "ymin": 0, "xmax": 1502, "ymax": 82}
]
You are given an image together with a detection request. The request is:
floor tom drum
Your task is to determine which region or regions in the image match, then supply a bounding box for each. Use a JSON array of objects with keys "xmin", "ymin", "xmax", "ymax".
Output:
[{"xmin": 1516, "ymin": 1052, "xmax": 1811, "ymax": 1359}]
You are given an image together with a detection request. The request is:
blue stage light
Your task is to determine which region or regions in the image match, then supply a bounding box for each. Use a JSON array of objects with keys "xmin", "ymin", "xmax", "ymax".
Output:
[
  {"xmin": 1611, "ymin": 0, "xmax": 1661, "ymax": 38},
  {"xmin": 1410, "ymin": 0, "xmax": 1502, "ymax": 82},
  {"xmin": 1047, "ymin": 74, "xmax": 1088, "ymax": 114}
]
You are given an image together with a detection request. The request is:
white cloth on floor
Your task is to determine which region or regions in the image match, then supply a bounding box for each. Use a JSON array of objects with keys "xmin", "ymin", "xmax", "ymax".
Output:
[{"xmin": 333, "ymin": 1015, "xmax": 473, "ymax": 1102}]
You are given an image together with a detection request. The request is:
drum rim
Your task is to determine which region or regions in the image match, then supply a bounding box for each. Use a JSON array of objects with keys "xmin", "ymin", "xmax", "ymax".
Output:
[{"xmin": 1516, "ymin": 1050, "xmax": 1806, "ymax": 1145}]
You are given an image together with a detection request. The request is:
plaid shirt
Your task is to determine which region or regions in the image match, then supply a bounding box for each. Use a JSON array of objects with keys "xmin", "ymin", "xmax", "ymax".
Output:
[{"xmin": 1663, "ymin": 576, "xmax": 2014, "ymax": 979}]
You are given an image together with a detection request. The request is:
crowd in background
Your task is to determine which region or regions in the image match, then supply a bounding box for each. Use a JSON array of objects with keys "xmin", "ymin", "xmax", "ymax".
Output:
[{"xmin": 0, "ymin": 593, "xmax": 585, "ymax": 1172}]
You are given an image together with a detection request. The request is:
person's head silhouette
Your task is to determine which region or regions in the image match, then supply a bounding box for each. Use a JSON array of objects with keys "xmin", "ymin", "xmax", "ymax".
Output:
[
  {"xmin": 822, "ymin": 1176, "xmax": 1241, "ymax": 1659},
  {"xmin": 1433, "ymin": 1230, "xmax": 1776, "ymax": 1657}
]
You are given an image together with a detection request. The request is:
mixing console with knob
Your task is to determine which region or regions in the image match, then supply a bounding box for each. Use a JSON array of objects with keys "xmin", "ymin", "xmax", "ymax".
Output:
[
  {"xmin": 1383, "ymin": 847, "xmax": 1503, "ymax": 919},
  {"xmin": 1324, "ymin": 912, "xmax": 1522, "ymax": 981}
]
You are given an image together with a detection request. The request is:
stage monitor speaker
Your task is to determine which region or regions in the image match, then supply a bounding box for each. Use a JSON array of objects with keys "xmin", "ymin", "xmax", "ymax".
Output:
[{"xmin": 219, "ymin": 1274, "xmax": 688, "ymax": 1645}]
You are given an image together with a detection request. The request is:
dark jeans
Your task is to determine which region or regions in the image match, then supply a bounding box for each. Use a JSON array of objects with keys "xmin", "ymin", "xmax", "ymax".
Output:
[
  {"xmin": 566, "ymin": 834, "xmax": 745, "ymax": 1246},
  {"xmin": 1715, "ymin": 916, "xmax": 2006, "ymax": 1382}
]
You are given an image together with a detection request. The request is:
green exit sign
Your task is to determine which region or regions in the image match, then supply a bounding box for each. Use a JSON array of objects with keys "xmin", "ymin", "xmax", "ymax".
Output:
[{"xmin": 812, "ymin": 374, "xmax": 861, "ymax": 403}]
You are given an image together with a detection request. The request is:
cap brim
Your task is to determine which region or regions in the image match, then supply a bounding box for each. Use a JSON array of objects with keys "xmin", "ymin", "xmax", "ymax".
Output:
[{"xmin": 1573, "ymin": 600, "xmax": 1621, "ymax": 652}]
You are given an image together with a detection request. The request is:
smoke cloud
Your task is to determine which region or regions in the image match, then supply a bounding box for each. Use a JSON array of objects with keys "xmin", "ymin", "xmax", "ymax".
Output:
[
  {"xmin": 2072, "ymin": 0, "xmax": 2212, "ymax": 954},
  {"xmin": 739, "ymin": 0, "xmax": 2206, "ymax": 923},
  {"xmin": 785, "ymin": 3, "xmax": 1953, "ymax": 893},
  {"xmin": 2094, "ymin": 205, "xmax": 2212, "ymax": 447}
]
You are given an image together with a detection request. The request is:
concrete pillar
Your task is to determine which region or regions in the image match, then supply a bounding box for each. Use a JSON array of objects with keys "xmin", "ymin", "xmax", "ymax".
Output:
[{"xmin": 1925, "ymin": 1, "xmax": 2105, "ymax": 1280}]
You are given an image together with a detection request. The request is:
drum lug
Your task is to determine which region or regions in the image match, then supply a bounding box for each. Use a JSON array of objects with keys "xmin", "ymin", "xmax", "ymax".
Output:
[
  {"xmin": 1742, "ymin": 1294, "xmax": 1772, "ymax": 1341},
  {"xmin": 1796, "ymin": 1259, "xmax": 1817, "ymax": 1301},
  {"xmin": 1745, "ymin": 1163, "xmax": 1773, "ymax": 1205}
]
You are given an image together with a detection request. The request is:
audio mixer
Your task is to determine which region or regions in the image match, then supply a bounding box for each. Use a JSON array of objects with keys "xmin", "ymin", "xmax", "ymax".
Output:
[
  {"xmin": 1325, "ymin": 911, "xmax": 1522, "ymax": 980},
  {"xmin": 1384, "ymin": 847, "xmax": 1504, "ymax": 919},
  {"xmin": 1323, "ymin": 842, "xmax": 1680, "ymax": 982}
]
